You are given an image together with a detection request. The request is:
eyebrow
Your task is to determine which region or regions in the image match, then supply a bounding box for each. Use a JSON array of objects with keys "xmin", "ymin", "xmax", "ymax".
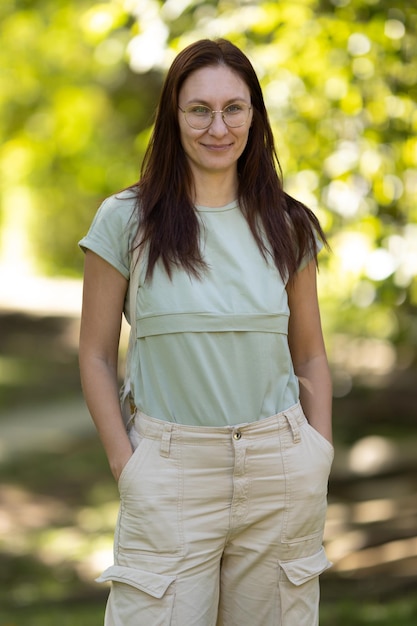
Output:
[{"xmin": 182, "ymin": 97, "xmax": 250, "ymax": 107}]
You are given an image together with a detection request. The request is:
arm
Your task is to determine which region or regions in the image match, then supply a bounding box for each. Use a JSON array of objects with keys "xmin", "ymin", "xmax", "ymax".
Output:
[
  {"xmin": 79, "ymin": 250, "xmax": 133, "ymax": 481},
  {"xmin": 286, "ymin": 259, "xmax": 333, "ymax": 444}
]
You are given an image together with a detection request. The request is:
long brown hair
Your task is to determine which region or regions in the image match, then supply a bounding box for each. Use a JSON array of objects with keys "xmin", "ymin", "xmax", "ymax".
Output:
[{"xmin": 130, "ymin": 38, "xmax": 327, "ymax": 281}]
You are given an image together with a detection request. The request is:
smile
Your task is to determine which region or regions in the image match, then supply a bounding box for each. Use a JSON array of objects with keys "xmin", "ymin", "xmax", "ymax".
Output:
[{"xmin": 202, "ymin": 143, "xmax": 233, "ymax": 151}]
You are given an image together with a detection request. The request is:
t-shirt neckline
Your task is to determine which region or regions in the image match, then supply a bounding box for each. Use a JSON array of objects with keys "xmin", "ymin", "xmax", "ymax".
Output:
[{"xmin": 195, "ymin": 200, "xmax": 238, "ymax": 213}]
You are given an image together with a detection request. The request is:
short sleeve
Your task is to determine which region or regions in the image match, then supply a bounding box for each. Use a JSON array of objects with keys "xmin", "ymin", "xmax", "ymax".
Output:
[
  {"xmin": 79, "ymin": 190, "xmax": 139, "ymax": 279},
  {"xmin": 297, "ymin": 234, "xmax": 323, "ymax": 272}
]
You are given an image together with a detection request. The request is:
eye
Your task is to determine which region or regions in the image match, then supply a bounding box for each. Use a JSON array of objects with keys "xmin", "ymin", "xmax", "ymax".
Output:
[
  {"xmin": 189, "ymin": 105, "xmax": 211, "ymax": 116},
  {"xmin": 225, "ymin": 103, "xmax": 244, "ymax": 114}
]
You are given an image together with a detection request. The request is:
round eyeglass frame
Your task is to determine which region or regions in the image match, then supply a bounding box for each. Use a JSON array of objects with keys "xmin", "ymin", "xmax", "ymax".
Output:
[{"xmin": 178, "ymin": 103, "xmax": 252, "ymax": 130}]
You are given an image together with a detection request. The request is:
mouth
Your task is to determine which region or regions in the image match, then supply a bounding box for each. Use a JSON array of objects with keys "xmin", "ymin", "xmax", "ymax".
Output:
[{"xmin": 202, "ymin": 143, "xmax": 233, "ymax": 151}]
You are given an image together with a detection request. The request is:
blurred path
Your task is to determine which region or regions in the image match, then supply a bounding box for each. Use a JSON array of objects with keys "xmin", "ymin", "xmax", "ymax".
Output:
[
  {"xmin": 0, "ymin": 396, "xmax": 94, "ymax": 462},
  {"xmin": 0, "ymin": 270, "xmax": 83, "ymax": 317},
  {"xmin": 0, "ymin": 272, "xmax": 94, "ymax": 461}
]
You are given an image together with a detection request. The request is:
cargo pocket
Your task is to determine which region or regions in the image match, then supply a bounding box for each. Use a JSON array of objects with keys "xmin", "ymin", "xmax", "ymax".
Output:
[
  {"xmin": 97, "ymin": 565, "xmax": 176, "ymax": 626},
  {"xmin": 278, "ymin": 548, "xmax": 332, "ymax": 626},
  {"xmin": 279, "ymin": 546, "xmax": 332, "ymax": 585}
]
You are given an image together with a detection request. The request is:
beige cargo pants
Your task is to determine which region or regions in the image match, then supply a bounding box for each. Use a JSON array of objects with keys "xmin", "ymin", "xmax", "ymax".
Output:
[{"xmin": 96, "ymin": 402, "xmax": 333, "ymax": 625}]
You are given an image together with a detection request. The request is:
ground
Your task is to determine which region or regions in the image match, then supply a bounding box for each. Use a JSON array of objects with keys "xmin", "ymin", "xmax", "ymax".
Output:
[{"xmin": 0, "ymin": 309, "xmax": 416, "ymax": 625}]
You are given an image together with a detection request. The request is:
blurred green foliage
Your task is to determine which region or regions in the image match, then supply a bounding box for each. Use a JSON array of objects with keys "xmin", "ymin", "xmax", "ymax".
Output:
[
  {"xmin": 0, "ymin": 0, "xmax": 162, "ymax": 275},
  {"xmin": 1, "ymin": 0, "xmax": 416, "ymax": 367}
]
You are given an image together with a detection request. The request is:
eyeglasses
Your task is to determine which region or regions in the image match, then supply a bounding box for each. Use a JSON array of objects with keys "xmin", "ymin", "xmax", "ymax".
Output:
[{"xmin": 179, "ymin": 102, "xmax": 252, "ymax": 130}]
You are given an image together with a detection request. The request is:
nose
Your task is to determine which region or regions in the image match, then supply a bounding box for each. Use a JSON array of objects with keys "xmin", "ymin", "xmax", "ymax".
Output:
[{"xmin": 208, "ymin": 111, "xmax": 228, "ymax": 136}]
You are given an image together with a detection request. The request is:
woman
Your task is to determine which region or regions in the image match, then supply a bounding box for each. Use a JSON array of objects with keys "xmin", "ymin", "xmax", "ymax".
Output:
[{"xmin": 79, "ymin": 38, "xmax": 333, "ymax": 626}]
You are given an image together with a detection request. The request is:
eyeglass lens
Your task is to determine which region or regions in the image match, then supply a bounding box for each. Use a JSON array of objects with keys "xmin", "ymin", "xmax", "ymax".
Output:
[{"xmin": 183, "ymin": 104, "xmax": 251, "ymax": 129}]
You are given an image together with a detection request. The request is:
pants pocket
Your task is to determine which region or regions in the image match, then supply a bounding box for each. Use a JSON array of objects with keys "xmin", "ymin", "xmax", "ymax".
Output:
[
  {"xmin": 281, "ymin": 421, "xmax": 333, "ymax": 545},
  {"xmin": 97, "ymin": 565, "xmax": 176, "ymax": 626},
  {"xmin": 117, "ymin": 432, "xmax": 149, "ymax": 490},
  {"xmin": 278, "ymin": 547, "xmax": 332, "ymax": 626},
  {"xmin": 116, "ymin": 439, "xmax": 184, "ymax": 557},
  {"xmin": 306, "ymin": 422, "xmax": 335, "ymax": 459}
]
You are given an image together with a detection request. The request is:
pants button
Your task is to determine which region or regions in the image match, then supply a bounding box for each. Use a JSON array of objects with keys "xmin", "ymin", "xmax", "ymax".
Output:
[{"xmin": 233, "ymin": 430, "xmax": 242, "ymax": 440}]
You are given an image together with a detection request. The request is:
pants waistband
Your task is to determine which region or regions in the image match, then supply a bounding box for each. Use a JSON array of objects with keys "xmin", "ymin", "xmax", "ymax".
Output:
[{"xmin": 132, "ymin": 402, "xmax": 306, "ymax": 446}]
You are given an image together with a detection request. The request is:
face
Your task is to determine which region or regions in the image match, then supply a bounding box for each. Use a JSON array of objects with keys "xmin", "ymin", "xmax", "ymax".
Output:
[{"xmin": 178, "ymin": 65, "xmax": 253, "ymax": 179}]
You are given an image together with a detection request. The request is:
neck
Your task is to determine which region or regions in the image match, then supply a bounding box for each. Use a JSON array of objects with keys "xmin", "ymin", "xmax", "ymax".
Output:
[{"xmin": 192, "ymin": 170, "xmax": 238, "ymax": 208}]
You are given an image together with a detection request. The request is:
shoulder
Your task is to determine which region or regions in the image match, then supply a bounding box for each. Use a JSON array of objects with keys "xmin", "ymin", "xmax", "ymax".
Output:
[
  {"xmin": 93, "ymin": 188, "xmax": 139, "ymax": 230},
  {"xmin": 79, "ymin": 188, "xmax": 140, "ymax": 279}
]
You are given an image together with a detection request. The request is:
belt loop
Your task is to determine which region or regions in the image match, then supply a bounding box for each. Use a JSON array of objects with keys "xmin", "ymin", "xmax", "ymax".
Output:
[
  {"xmin": 285, "ymin": 412, "xmax": 301, "ymax": 444},
  {"xmin": 160, "ymin": 423, "xmax": 173, "ymax": 457}
]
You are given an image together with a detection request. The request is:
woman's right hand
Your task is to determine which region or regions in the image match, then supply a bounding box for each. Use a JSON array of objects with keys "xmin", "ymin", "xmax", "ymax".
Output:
[{"xmin": 110, "ymin": 447, "xmax": 134, "ymax": 483}]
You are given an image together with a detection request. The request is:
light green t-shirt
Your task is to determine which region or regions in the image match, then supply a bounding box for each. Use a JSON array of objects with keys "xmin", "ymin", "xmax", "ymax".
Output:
[{"xmin": 79, "ymin": 190, "xmax": 306, "ymax": 427}]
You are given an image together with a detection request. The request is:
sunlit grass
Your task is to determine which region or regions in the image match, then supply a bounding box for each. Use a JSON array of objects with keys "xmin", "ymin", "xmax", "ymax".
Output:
[
  {"xmin": 0, "ymin": 603, "xmax": 105, "ymax": 626},
  {"xmin": 321, "ymin": 596, "xmax": 417, "ymax": 625}
]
